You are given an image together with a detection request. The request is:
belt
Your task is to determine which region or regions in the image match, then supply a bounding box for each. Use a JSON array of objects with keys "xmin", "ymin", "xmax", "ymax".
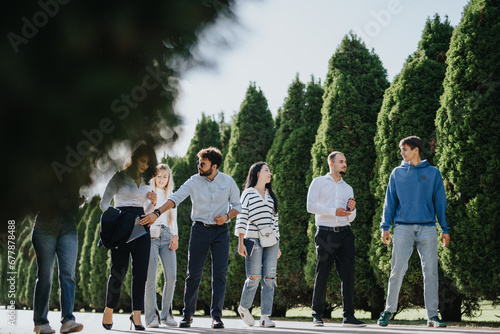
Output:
[
  {"xmin": 195, "ymin": 221, "xmax": 225, "ymax": 228},
  {"xmin": 318, "ymin": 225, "xmax": 350, "ymax": 233}
]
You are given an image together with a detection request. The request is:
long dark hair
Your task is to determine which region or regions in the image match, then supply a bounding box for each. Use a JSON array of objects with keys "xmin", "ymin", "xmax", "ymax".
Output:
[
  {"xmin": 244, "ymin": 162, "xmax": 278, "ymax": 214},
  {"xmin": 124, "ymin": 143, "xmax": 158, "ymax": 184}
]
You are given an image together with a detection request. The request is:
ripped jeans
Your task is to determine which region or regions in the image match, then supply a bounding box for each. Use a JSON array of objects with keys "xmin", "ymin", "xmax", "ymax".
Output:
[{"xmin": 239, "ymin": 238, "xmax": 279, "ymax": 316}]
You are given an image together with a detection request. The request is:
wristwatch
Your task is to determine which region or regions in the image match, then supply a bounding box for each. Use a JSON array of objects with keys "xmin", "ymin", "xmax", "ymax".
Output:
[{"xmin": 153, "ymin": 209, "xmax": 161, "ymax": 218}]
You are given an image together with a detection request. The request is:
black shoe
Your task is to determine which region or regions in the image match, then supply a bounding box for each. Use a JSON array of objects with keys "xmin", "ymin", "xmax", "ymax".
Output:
[
  {"xmin": 129, "ymin": 314, "xmax": 145, "ymax": 331},
  {"xmin": 342, "ymin": 315, "xmax": 367, "ymax": 327},
  {"xmin": 211, "ymin": 316, "xmax": 224, "ymax": 329},
  {"xmin": 101, "ymin": 323, "xmax": 112, "ymax": 330},
  {"xmin": 179, "ymin": 316, "xmax": 193, "ymax": 328}
]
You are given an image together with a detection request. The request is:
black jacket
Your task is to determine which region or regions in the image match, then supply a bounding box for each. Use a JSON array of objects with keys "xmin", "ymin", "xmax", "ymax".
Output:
[{"xmin": 99, "ymin": 207, "xmax": 140, "ymax": 249}]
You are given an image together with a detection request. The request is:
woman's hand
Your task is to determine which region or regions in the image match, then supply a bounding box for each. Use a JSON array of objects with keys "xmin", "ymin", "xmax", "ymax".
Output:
[
  {"xmin": 146, "ymin": 190, "xmax": 157, "ymax": 206},
  {"xmin": 140, "ymin": 213, "xmax": 157, "ymax": 226},
  {"xmin": 169, "ymin": 235, "xmax": 179, "ymax": 250},
  {"xmin": 237, "ymin": 241, "xmax": 247, "ymax": 257},
  {"xmin": 278, "ymin": 248, "xmax": 282, "ymax": 259}
]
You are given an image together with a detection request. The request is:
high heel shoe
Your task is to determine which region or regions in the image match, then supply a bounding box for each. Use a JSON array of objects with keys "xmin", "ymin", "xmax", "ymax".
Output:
[
  {"xmin": 102, "ymin": 323, "xmax": 113, "ymax": 330},
  {"xmin": 129, "ymin": 314, "xmax": 145, "ymax": 331}
]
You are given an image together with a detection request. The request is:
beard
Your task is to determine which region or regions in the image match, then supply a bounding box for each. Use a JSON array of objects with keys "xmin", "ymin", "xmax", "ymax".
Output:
[
  {"xmin": 340, "ymin": 170, "xmax": 346, "ymax": 175},
  {"xmin": 200, "ymin": 168, "xmax": 213, "ymax": 177}
]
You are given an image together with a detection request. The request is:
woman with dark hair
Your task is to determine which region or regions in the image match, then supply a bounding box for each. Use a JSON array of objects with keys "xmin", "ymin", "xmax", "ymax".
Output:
[
  {"xmin": 100, "ymin": 143, "xmax": 158, "ymax": 330},
  {"xmin": 235, "ymin": 162, "xmax": 281, "ymax": 328}
]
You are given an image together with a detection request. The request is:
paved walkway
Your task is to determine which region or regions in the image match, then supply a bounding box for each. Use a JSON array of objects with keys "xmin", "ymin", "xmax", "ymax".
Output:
[{"xmin": 1, "ymin": 310, "xmax": 498, "ymax": 334}]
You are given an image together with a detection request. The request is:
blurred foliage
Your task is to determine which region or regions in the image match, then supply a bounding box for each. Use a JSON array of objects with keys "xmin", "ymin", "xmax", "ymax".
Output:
[{"xmin": 0, "ymin": 0, "xmax": 236, "ymax": 228}]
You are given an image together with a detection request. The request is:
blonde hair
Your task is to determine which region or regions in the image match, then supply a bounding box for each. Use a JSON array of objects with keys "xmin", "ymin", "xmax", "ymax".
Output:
[{"xmin": 153, "ymin": 164, "xmax": 175, "ymax": 230}]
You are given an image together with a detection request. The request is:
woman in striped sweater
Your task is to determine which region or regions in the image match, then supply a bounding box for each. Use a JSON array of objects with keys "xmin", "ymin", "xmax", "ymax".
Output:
[{"xmin": 235, "ymin": 162, "xmax": 281, "ymax": 328}]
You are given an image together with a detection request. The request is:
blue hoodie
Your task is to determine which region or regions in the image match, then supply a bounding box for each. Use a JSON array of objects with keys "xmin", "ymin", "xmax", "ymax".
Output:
[{"xmin": 380, "ymin": 160, "xmax": 449, "ymax": 233}]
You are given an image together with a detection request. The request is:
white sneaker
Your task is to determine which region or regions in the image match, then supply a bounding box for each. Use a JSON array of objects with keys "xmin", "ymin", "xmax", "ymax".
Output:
[
  {"xmin": 260, "ymin": 315, "xmax": 275, "ymax": 328},
  {"xmin": 161, "ymin": 313, "xmax": 178, "ymax": 327},
  {"xmin": 33, "ymin": 323, "xmax": 55, "ymax": 334},
  {"xmin": 60, "ymin": 320, "xmax": 83, "ymax": 333},
  {"xmin": 147, "ymin": 314, "xmax": 160, "ymax": 328},
  {"xmin": 238, "ymin": 306, "xmax": 255, "ymax": 326}
]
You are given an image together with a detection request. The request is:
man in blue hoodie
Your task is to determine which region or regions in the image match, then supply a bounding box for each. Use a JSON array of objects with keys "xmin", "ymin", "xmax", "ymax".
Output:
[{"xmin": 377, "ymin": 136, "xmax": 450, "ymax": 328}]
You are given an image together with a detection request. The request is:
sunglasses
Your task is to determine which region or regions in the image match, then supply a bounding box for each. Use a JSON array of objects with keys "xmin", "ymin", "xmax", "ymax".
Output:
[{"xmin": 197, "ymin": 161, "xmax": 210, "ymax": 168}]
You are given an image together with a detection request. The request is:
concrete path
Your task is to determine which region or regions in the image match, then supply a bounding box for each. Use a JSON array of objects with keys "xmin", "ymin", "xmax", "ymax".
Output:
[{"xmin": 1, "ymin": 310, "xmax": 498, "ymax": 334}]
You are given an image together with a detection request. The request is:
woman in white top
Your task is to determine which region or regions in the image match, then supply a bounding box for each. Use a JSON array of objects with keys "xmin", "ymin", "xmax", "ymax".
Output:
[
  {"xmin": 100, "ymin": 143, "xmax": 157, "ymax": 331},
  {"xmin": 144, "ymin": 164, "xmax": 179, "ymax": 328},
  {"xmin": 235, "ymin": 162, "xmax": 281, "ymax": 328}
]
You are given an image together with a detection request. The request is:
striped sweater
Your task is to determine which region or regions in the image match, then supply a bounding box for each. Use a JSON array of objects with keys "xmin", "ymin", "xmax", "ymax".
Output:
[{"xmin": 234, "ymin": 187, "xmax": 279, "ymax": 239}]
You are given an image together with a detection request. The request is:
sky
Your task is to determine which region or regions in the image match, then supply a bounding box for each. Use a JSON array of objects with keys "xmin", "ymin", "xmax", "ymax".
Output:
[
  {"xmin": 167, "ymin": 0, "xmax": 469, "ymax": 157},
  {"xmin": 88, "ymin": 0, "xmax": 469, "ymax": 197}
]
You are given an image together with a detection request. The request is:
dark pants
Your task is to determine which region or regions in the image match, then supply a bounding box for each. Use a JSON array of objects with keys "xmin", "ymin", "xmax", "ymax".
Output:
[
  {"xmin": 183, "ymin": 222, "xmax": 230, "ymax": 318},
  {"xmin": 105, "ymin": 207, "xmax": 151, "ymax": 311},
  {"xmin": 312, "ymin": 227, "xmax": 355, "ymax": 318}
]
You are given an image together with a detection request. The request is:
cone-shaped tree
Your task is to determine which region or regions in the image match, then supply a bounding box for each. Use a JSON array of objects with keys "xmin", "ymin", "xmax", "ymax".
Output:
[
  {"xmin": 267, "ymin": 76, "xmax": 324, "ymax": 316},
  {"xmin": 78, "ymin": 203, "xmax": 102, "ymax": 306},
  {"xmin": 307, "ymin": 33, "xmax": 389, "ymax": 318},
  {"xmin": 435, "ymin": 0, "xmax": 500, "ymax": 310},
  {"xmin": 369, "ymin": 15, "xmax": 453, "ymax": 316},
  {"xmin": 223, "ymin": 83, "xmax": 275, "ymax": 188},
  {"xmin": 89, "ymin": 210, "xmax": 110, "ymax": 311}
]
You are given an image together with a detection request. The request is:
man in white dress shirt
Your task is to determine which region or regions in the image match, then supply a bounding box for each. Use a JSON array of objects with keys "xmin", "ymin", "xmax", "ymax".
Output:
[{"xmin": 307, "ymin": 151, "xmax": 366, "ymax": 327}]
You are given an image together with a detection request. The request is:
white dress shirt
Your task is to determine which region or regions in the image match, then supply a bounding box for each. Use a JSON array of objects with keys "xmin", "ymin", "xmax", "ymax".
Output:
[
  {"xmin": 100, "ymin": 171, "xmax": 154, "ymax": 213},
  {"xmin": 307, "ymin": 173, "xmax": 356, "ymax": 227}
]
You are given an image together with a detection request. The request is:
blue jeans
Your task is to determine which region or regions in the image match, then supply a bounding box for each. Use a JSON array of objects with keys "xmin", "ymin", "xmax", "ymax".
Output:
[
  {"xmin": 239, "ymin": 238, "xmax": 279, "ymax": 316},
  {"xmin": 385, "ymin": 224, "xmax": 439, "ymax": 318},
  {"xmin": 145, "ymin": 225, "xmax": 177, "ymax": 325},
  {"xmin": 183, "ymin": 222, "xmax": 230, "ymax": 318},
  {"xmin": 32, "ymin": 220, "xmax": 78, "ymax": 325}
]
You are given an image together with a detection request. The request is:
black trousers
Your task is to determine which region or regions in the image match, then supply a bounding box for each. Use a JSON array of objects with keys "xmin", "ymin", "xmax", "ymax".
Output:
[
  {"xmin": 311, "ymin": 227, "xmax": 355, "ymax": 318},
  {"xmin": 105, "ymin": 207, "xmax": 151, "ymax": 311}
]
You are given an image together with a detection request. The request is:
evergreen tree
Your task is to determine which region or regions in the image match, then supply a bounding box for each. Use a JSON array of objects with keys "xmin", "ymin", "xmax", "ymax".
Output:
[
  {"xmin": 267, "ymin": 76, "xmax": 324, "ymax": 316},
  {"xmin": 78, "ymin": 202, "xmax": 102, "ymax": 307},
  {"xmin": 369, "ymin": 15, "xmax": 454, "ymax": 317},
  {"xmin": 218, "ymin": 112, "xmax": 233, "ymax": 160},
  {"xmin": 307, "ymin": 33, "xmax": 389, "ymax": 318},
  {"xmin": 435, "ymin": 0, "xmax": 500, "ymax": 314},
  {"xmin": 266, "ymin": 74, "xmax": 305, "ymax": 168},
  {"xmin": 223, "ymin": 83, "xmax": 275, "ymax": 188},
  {"xmin": 223, "ymin": 83, "xmax": 275, "ymax": 313},
  {"xmin": 75, "ymin": 196, "xmax": 100, "ymax": 309},
  {"xmin": 15, "ymin": 216, "xmax": 35, "ymax": 307},
  {"xmin": 89, "ymin": 223, "xmax": 110, "ymax": 310}
]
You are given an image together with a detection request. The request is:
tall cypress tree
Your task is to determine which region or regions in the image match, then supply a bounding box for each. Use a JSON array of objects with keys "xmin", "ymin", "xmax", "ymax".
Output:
[
  {"xmin": 306, "ymin": 33, "xmax": 389, "ymax": 318},
  {"xmin": 89, "ymin": 215, "xmax": 110, "ymax": 311},
  {"xmin": 368, "ymin": 15, "xmax": 454, "ymax": 317},
  {"xmin": 224, "ymin": 82, "xmax": 275, "ymax": 313},
  {"xmin": 223, "ymin": 83, "xmax": 275, "ymax": 188},
  {"xmin": 435, "ymin": 0, "xmax": 500, "ymax": 315},
  {"xmin": 78, "ymin": 203, "xmax": 102, "ymax": 307},
  {"xmin": 267, "ymin": 76, "xmax": 324, "ymax": 316}
]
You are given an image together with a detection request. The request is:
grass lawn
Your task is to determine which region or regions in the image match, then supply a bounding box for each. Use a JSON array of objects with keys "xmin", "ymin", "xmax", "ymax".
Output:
[{"xmin": 211, "ymin": 300, "xmax": 499, "ymax": 328}]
